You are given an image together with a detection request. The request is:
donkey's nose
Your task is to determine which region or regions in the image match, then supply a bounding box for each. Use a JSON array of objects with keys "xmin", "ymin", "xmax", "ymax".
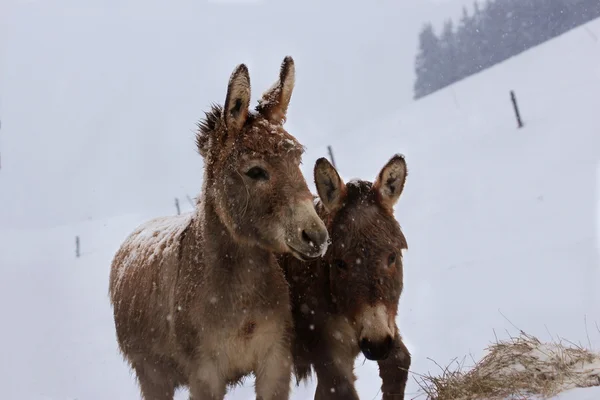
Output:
[
  {"xmin": 359, "ymin": 335, "xmax": 394, "ymax": 361},
  {"xmin": 301, "ymin": 227, "xmax": 329, "ymax": 253}
]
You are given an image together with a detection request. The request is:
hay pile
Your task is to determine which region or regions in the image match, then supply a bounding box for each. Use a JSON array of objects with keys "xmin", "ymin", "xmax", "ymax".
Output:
[{"xmin": 416, "ymin": 331, "xmax": 600, "ymax": 399}]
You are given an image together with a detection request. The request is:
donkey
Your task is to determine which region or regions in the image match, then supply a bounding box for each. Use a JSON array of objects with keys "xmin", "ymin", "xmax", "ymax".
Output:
[
  {"xmin": 279, "ymin": 154, "xmax": 411, "ymax": 400},
  {"xmin": 108, "ymin": 56, "xmax": 330, "ymax": 400}
]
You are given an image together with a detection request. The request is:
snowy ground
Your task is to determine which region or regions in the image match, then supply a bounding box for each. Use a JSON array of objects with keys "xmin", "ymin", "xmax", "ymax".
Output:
[
  {"xmin": 1, "ymin": 11, "xmax": 600, "ymax": 400},
  {"xmin": 554, "ymin": 387, "xmax": 600, "ymax": 400}
]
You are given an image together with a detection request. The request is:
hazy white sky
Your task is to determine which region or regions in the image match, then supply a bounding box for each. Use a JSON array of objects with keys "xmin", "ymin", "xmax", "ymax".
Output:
[
  {"xmin": 0, "ymin": 0, "xmax": 476, "ymax": 226},
  {"xmin": 2, "ymin": 0, "xmax": 476, "ymax": 127}
]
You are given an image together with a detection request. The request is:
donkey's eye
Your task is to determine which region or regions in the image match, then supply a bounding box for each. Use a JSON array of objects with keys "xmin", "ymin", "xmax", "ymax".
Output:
[
  {"xmin": 245, "ymin": 166, "xmax": 269, "ymax": 181},
  {"xmin": 333, "ymin": 259, "xmax": 348, "ymax": 270},
  {"xmin": 388, "ymin": 253, "xmax": 397, "ymax": 265}
]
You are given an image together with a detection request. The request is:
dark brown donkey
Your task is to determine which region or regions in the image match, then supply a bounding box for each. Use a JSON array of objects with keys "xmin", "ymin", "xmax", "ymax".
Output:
[
  {"xmin": 108, "ymin": 57, "xmax": 330, "ymax": 400},
  {"xmin": 280, "ymin": 154, "xmax": 411, "ymax": 400}
]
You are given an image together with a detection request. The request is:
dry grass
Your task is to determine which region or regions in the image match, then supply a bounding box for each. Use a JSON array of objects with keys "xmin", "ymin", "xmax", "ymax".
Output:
[{"xmin": 415, "ymin": 331, "xmax": 600, "ymax": 400}]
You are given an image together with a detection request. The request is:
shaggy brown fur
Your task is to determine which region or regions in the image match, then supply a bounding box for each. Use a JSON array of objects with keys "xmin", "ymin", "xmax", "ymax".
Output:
[
  {"xmin": 108, "ymin": 57, "xmax": 330, "ymax": 400},
  {"xmin": 279, "ymin": 155, "xmax": 411, "ymax": 400}
]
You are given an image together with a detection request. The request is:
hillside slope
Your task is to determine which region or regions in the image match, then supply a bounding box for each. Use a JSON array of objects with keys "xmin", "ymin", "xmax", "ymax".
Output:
[
  {"xmin": 340, "ymin": 17, "xmax": 600, "ymax": 399},
  {"xmin": 1, "ymin": 14, "xmax": 599, "ymax": 400}
]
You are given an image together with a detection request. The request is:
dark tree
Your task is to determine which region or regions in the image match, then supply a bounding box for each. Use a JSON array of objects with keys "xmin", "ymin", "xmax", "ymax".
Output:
[
  {"xmin": 414, "ymin": 23, "xmax": 443, "ymax": 99},
  {"xmin": 455, "ymin": 6, "xmax": 481, "ymax": 78},
  {"xmin": 439, "ymin": 19, "xmax": 458, "ymax": 87}
]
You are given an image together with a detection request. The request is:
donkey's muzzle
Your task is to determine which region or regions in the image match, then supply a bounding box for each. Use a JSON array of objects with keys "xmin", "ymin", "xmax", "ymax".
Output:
[
  {"xmin": 287, "ymin": 199, "xmax": 330, "ymax": 260},
  {"xmin": 288, "ymin": 225, "xmax": 329, "ymax": 260},
  {"xmin": 359, "ymin": 335, "xmax": 394, "ymax": 361},
  {"xmin": 301, "ymin": 227, "xmax": 329, "ymax": 254}
]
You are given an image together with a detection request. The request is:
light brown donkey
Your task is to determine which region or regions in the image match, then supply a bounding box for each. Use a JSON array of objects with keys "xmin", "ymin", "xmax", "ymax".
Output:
[
  {"xmin": 108, "ymin": 57, "xmax": 330, "ymax": 400},
  {"xmin": 280, "ymin": 155, "xmax": 411, "ymax": 400}
]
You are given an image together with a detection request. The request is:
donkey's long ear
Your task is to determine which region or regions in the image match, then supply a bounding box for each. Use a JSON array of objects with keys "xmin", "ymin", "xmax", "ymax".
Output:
[
  {"xmin": 373, "ymin": 154, "xmax": 407, "ymax": 212},
  {"xmin": 256, "ymin": 56, "xmax": 295, "ymax": 124},
  {"xmin": 315, "ymin": 157, "xmax": 346, "ymax": 213},
  {"xmin": 223, "ymin": 63, "xmax": 251, "ymax": 134}
]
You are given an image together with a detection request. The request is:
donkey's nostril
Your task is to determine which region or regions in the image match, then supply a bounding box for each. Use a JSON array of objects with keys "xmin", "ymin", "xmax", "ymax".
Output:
[
  {"xmin": 301, "ymin": 230, "xmax": 315, "ymax": 247},
  {"xmin": 301, "ymin": 228, "xmax": 329, "ymax": 251}
]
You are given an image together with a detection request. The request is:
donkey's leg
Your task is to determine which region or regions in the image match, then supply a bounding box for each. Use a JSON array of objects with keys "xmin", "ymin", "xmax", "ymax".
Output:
[
  {"xmin": 377, "ymin": 331, "xmax": 411, "ymax": 400},
  {"xmin": 313, "ymin": 359, "xmax": 359, "ymax": 400},
  {"xmin": 133, "ymin": 359, "xmax": 177, "ymax": 400},
  {"xmin": 188, "ymin": 361, "xmax": 227, "ymax": 400},
  {"xmin": 254, "ymin": 342, "xmax": 293, "ymax": 400}
]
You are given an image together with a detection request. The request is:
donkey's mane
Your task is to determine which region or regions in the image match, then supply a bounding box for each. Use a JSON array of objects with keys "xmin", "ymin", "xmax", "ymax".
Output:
[
  {"xmin": 195, "ymin": 102, "xmax": 305, "ymax": 158},
  {"xmin": 196, "ymin": 103, "xmax": 223, "ymax": 156}
]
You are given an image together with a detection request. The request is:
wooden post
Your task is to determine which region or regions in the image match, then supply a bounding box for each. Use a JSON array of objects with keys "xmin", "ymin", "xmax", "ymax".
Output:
[
  {"xmin": 327, "ymin": 145, "xmax": 337, "ymax": 168},
  {"xmin": 75, "ymin": 236, "xmax": 80, "ymax": 258},
  {"xmin": 175, "ymin": 198, "xmax": 181, "ymax": 215},
  {"xmin": 510, "ymin": 90, "xmax": 524, "ymax": 128},
  {"xmin": 186, "ymin": 194, "xmax": 195, "ymax": 208}
]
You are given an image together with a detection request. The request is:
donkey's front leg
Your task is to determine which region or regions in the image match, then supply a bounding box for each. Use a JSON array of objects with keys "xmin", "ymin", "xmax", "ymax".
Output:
[
  {"xmin": 188, "ymin": 361, "xmax": 227, "ymax": 400},
  {"xmin": 377, "ymin": 331, "xmax": 411, "ymax": 400},
  {"xmin": 254, "ymin": 343, "xmax": 293, "ymax": 400},
  {"xmin": 313, "ymin": 357, "xmax": 359, "ymax": 400}
]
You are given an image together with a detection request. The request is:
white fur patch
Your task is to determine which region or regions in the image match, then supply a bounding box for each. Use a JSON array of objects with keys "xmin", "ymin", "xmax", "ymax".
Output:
[{"xmin": 358, "ymin": 304, "xmax": 394, "ymax": 342}]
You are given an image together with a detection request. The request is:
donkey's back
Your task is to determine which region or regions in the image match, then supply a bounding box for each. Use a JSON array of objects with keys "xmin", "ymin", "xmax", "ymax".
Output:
[{"xmin": 109, "ymin": 212, "xmax": 195, "ymax": 358}]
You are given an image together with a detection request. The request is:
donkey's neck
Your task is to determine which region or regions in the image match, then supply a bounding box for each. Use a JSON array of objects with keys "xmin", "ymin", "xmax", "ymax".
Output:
[{"xmin": 197, "ymin": 195, "xmax": 274, "ymax": 276}]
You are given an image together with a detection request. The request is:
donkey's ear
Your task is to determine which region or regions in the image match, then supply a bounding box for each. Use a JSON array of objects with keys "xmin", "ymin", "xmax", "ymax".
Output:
[
  {"xmin": 256, "ymin": 56, "xmax": 295, "ymax": 124},
  {"xmin": 314, "ymin": 157, "xmax": 346, "ymax": 213},
  {"xmin": 223, "ymin": 63, "xmax": 251, "ymax": 134},
  {"xmin": 373, "ymin": 154, "xmax": 407, "ymax": 211}
]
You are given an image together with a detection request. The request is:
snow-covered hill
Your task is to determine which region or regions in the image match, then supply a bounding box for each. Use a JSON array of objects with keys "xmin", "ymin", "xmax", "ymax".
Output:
[{"xmin": 1, "ymin": 10, "xmax": 600, "ymax": 400}]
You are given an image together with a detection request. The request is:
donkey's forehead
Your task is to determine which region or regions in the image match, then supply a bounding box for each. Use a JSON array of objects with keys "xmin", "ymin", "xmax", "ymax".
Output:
[
  {"xmin": 345, "ymin": 180, "xmax": 375, "ymax": 203},
  {"xmin": 239, "ymin": 115, "xmax": 305, "ymax": 157},
  {"xmin": 331, "ymin": 198, "xmax": 405, "ymax": 253}
]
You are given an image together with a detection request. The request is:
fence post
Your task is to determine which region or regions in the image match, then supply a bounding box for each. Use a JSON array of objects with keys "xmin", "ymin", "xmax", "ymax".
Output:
[
  {"xmin": 175, "ymin": 198, "xmax": 181, "ymax": 215},
  {"xmin": 75, "ymin": 236, "xmax": 80, "ymax": 258},
  {"xmin": 327, "ymin": 145, "xmax": 337, "ymax": 168},
  {"xmin": 186, "ymin": 195, "xmax": 195, "ymax": 208},
  {"xmin": 510, "ymin": 90, "xmax": 524, "ymax": 129}
]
